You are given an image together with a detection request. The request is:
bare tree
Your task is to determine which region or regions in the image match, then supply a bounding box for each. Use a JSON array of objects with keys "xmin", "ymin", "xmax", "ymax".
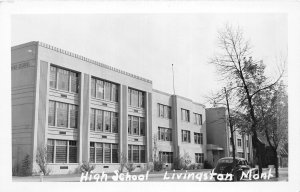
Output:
[{"xmin": 209, "ymin": 24, "xmax": 284, "ymax": 175}]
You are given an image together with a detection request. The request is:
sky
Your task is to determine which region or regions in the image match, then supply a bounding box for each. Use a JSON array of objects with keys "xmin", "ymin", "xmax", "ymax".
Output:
[{"xmin": 11, "ymin": 13, "xmax": 287, "ymax": 106}]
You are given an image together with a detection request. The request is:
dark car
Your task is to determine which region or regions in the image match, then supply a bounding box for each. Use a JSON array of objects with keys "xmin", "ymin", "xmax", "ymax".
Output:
[{"xmin": 212, "ymin": 157, "xmax": 258, "ymax": 181}]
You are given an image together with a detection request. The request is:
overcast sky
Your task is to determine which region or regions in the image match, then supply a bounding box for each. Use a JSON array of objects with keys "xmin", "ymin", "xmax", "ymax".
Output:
[{"xmin": 11, "ymin": 13, "xmax": 287, "ymax": 105}]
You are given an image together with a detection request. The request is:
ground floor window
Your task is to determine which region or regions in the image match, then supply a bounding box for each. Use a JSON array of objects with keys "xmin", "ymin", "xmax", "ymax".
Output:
[
  {"xmin": 47, "ymin": 139, "xmax": 77, "ymax": 163},
  {"xmin": 128, "ymin": 145, "xmax": 146, "ymax": 163},
  {"xmin": 238, "ymin": 152, "xmax": 244, "ymax": 158},
  {"xmin": 159, "ymin": 151, "xmax": 173, "ymax": 163},
  {"xmin": 89, "ymin": 142, "xmax": 119, "ymax": 163},
  {"xmin": 195, "ymin": 153, "xmax": 204, "ymax": 163}
]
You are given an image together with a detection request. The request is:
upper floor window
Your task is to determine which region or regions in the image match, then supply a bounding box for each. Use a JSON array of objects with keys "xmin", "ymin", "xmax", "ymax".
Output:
[
  {"xmin": 128, "ymin": 115, "xmax": 145, "ymax": 136},
  {"xmin": 158, "ymin": 127, "xmax": 172, "ymax": 141},
  {"xmin": 158, "ymin": 104, "xmax": 172, "ymax": 119},
  {"xmin": 128, "ymin": 88, "xmax": 145, "ymax": 108},
  {"xmin": 48, "ymin": 100, "xmax": 78, "ymax": 128},
  {"xmin": 194, "ymin": 113, "xmax": 202, "ymax": 125},
  {"xmin": 90, "ymin": 108, "xmax": 118, "ymax": 133},
  {"xmin": 181, "ymin": 109, "xmax": 190, "ymax": 122},
  {"xmin": 91, "ymin": 77, "xmax": 118, "ymax": 102},
  {"xmin": 194, "ymin": 132, "xmax": 203, "ymax": 144},
  {"xmin": 195, "ymin": 153, "xmax": 204, "ymax": 164},
  {"xmin": 237, "ymin": 139, "xmax": 242, "ymax": 147},
  {"xmin": 49, "ymin": 65, "xmax": 79, "ymax": 93},
  {"xmin": 181, "ymin": 130, "xmax": 191, "ymax": 143}
]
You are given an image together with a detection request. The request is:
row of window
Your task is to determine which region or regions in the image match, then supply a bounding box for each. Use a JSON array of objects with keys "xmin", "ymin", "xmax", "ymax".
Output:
[
  {"xmin": 89, "ymin": 142, "xmax": 118, "ymax": 163},
  {"xmin": 91, "ymin": 77, "xmax": 118, "ymax": 102},
  {"xmin": 181, "ymin": 130, "xmax": 203, "ymax": 144},
  {"xmin": 128, "ymin": 145, "xmax": 146, "ymax": 163},
  {"xmin": 48, "ymin": 101, "xmax": 78, "ymax": 128},
  {"xmin": 90, "ymin": 108, "xmax": 118, "ymax": 133},
  {"xmin": 181, "ymin": 109, "xmax": 203, "ymax": 125},
  {"xmin": 47, "ymin": 139, "xmax": 77, "ymax": 163},
  {"xmin": 158, "ymin": 127, "xmax": 172, "ymax": 141},
  {"xmin": 128, "ymin": 88, "xmax": 145, "ymax": 108},
  {"xmin": 158, "ymin": 104, "xmax": 172, "ymax": 119},
  {"xmin": 50, "ymin": 66, "xmax": 79, "ymax": 93},
  {"xmin": 128, "ymin": 115, "xmax": 145, "ymax": 136}
]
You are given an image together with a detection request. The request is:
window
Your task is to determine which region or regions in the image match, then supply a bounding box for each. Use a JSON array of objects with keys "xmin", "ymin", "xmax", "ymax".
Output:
[
  {"xmin": 158, "ymin": 104, "xmax": 171, "ymax": 119},
  {"xmin": 159, "ymin": 152, "xmax": 173, "ymax": 163},
  {"xmin": 47, "ymin": 139, "xmax": 77, "ymax": 163},
  {"xmin": 128, "ymin": 88, "xmax": 145, "ymax": 108},
  {"xmin": 195, "ymin": 153, "xmax": 204, "ymax": 163},
  {"xmin": 128, "ymin": 115, "xmax": 145, "ymax": 136},
  {"xmin": 48, "ymin": 101, "xmax": 79, "ymax": 129},
  {"xmin": 91, "ymin": 77, "xmax": 118, "ymax": 102},
  {"xmin": 194, "ymin": 133, "xmax": 203, "ymax": 144},
  {"xmin": 50, "ymin": 66, "xmax": 57, "ymax": 89},
  {"xmin": 90, "ymin": 142, "xmax": 119, "ymax": 163},
  {"xmin": 247, "ymin": 153, "xmax": 250, "ymax": 161},
  {"xmin": 238, "ymin": 152, "xmax": 244, "ymax": 158},
  {"xmin": 48, "ymin": 101, "xmax": 56, "ymax": 126},
  {"xmin": 57, "ymin": 102, "xmax": 68, "ymax": 127},
  {"xmin": 69, "ymin": 105, "xmax": 78, "ymax": 128},
  {"xmin": 128, "ymin": 145, "xmax": 146, "ymax": 163},
  {"xmin": 194, "ymin": 113, "xmax": 202, "ymax": 125},
  {"xmin": 158, "ymin": 127, "xmax": 172, "ymax": 141},
  {"xmin": 237, "ymin": 139, "xmax": 242, "ymax": 147},
  {"xmin": 90, "ymin": 109, "xmax": 118, "ymax": 133},
  {"xmin": 49, "ymin": 65, "xmax": 79, "ymax": 93},
  {"xmin": 182, "ymin": 130, "xmax": 191, "ymax": 143},
  {"xmin": 246, "ymin": 139, "xmax": 249, "ymax": 148},
  {"xmin": 181, "ymin": 109, "xmax": 190, "ymax": 122}
]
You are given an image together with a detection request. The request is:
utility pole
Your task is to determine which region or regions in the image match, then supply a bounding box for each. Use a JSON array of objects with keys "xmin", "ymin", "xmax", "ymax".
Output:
[{"xmin": 224, "ymin": 87, "xmax": 236, "ymax": 177}]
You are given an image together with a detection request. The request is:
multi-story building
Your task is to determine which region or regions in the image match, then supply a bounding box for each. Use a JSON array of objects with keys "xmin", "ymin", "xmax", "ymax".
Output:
[
  {"xmin": 11, "ymin": 41, "xmax": 207, "ymax": 174},
  {"xmin": 205, "ymin": 107, "xmax": 253, "ymax": 167}
]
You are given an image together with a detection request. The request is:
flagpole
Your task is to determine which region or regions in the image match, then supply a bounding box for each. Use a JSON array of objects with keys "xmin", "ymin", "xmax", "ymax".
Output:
[{"xmin": 172, "ymin": 64, "xmax": 175, "ymax": 95}]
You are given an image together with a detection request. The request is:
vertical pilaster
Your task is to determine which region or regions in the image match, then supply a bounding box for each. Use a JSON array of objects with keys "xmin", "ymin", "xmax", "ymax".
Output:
[
  {"xmin": 172, "ymin": 95, "xmax": 179, "ymax": 158},
  {"xmin": 146, "ymin": 92, "xmax": 152, "ymax": 162},
  {"xmin": 121, "ymin": 85, "xmax": 128, "ymax": 159}
]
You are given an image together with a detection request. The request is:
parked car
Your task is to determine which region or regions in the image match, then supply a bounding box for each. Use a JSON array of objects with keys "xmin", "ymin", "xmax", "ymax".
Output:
[{"xmin": 211, "ymin": 157, "xmax": 258, "ymax": 181}]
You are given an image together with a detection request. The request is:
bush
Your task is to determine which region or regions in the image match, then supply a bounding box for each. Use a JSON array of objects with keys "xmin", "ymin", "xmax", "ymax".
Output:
[
  {"xmin": 80, "ymin": 161, "xmax": 95, "ymax": 173},
  {"xmin": 153, "ymin": 160, "xmax": 164, "ymax": 172},
  {"xmin": 204, "ymin": 160, "xmax": 213, "ymax": 169},
  {"xmin": 21, "ymin": 155, "xmax": 32, "ymax": 176},
  {"xmin": 36, "ymin": 147, "xmax": 51, "ymax": 175},
  {"xmin": 125, "ymin": 162, "xmax": 135, "ymax": 173},
  {"xmin": 188, "ymin": 163, "xmax": 197, "ymax": 170}
]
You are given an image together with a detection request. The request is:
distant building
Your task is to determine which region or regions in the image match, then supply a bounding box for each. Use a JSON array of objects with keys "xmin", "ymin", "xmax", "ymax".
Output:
[{"xmin": 205, "ymin": 107, "xmax": 254, "ymax": 167}]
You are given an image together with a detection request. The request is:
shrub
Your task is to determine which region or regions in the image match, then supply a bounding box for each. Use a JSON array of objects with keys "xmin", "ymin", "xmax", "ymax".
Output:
[
  {"xmin": 153, "ymin": 160, "xmax": 164, "ymax": 172},
  {"xmin": 21, "ymin": 154, "xmax": 32, "ymax": 176},
  {"xmin": 188, "ymin": 163, "xmax": 197, "ymax": 170},
  {"xmin": 119, "ymin": 152, "xmax": 127, "ymax": 173},
  {"xmin": 125, "ymin": 162, "xmax": 135, "ymax": 173},
  {"xmin": 80, "ymin": 161, "xmax": 95, "ymax": 173},
  {"xmin": 36, "ymin": 147, "xmax": 51, "ymax": 175}
]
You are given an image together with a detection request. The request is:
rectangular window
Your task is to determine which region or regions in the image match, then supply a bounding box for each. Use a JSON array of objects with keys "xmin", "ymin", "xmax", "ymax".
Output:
[
  {"xmin": 238, "ymin": 139, "xmax": 242, "ymax": 147},
  {"xmin": 128, "ymin": 88, "xmax": 144, "ymax": 108},
  {"xmin": 112, "ymin": 144, "xmax": 118, "ymax": 163},
  {"xmin": 158, "ymin": 104, "xmax": 172, "ymax": 119},
  {"xmin": 182, "ymin": 130, "xmax": 191, "ymax": 143},
  {"xmin": 104, "ymin": 111, "xmax": 111, "ymax": 132},
  {"xmin": 90, "ymin": 109, "xmax": 95, "ymax": 131},
  {"xmin": 128, "ymin": 145, "xmax": 132, "ymax": 163},
  {"xmin": 91, "ymin": 78, "xmax": 96, "ymax": 98},
  {"xmin": 112, "ymin": 112, "xmax": 118, "ymax": 133},
  {"xmin": 132, "ymin": 116, "xmax": 139, "ymax": 135},
  {"xmin": 159, "ymin": 152, "xmax": 173, "ymax": 163},
  {"xmin": 90, "ymin": 142, "xmax": 95, "ymax": 163},
  {"xmin": 96, "ymin": 110, "xmax": 103, "ymax": 131},
  {"xmin": 104, "ymin": 82, "xmax": 111, "ymax": 101},
  {"xmin": 128, "ymin": 145, "xmax": 145, "ymax": 163},
  {"xmin": 69, "ymin": 141, "xmax": 77, "ymax": 163},
  {"xmin": 50, "ymin": 66, "xmax": 57, "ymax": 89},
  {"xmin": 128, "ymin": 115, "xmax": 145, "ymax": 136},
  {"xmin": 140, "ymin": 118, "xmax": 145, "ymax": 136},
  {"xmin": 181, "ymin": 109, "xmax": 190, "ymax": 122},
  {"xmin": 246, "ymin": 140, "xmax": 249, "ymax": 148},
  {"xmin": 70, "ymin": 71, "xmax": 78, "ymax": 93},
  {"xmin": 47, "ymin": 139, "xmax": 54, "ymax": 163},
  {"xmin": 194, "ymin": 133, "xmax": 203, "ymax": 144},
  {"xmin": 158, "ymin": 127, "xmax": 172, "ymax": 141},
  {"xmin": 104, "ymin": 144, "xmax": 111, "ymax": 163},
  {"xmin": 69, "ymin": 105, "xmax": 78, "ymax": 128},
  {"xmin": 195, "ymin": 153, "xmax": 204, "ymax": 163},
  {"xmin": 96, "ymin": 79, "xmax": 104, "ymax": 99},
  {"xmin": 57, "ymin": 68, "xmax": 69, "ymax": 91},
  {"xmin": 55, "ymin": 140, "xmax": 67, "ymax": 163},
  {"xmin": 56, "ymin": 102, "xmax": 68, "ymax": 128},
  {"xmin": 132, "ymin": 145, "xmax": 139, "ymax": 163},
  {"xmin": 111, "ymin": 84, "xmax": 118, "ymax": 102},
  {"xmin": 140, "ymin": 146, "xmax": 146, "ymax": 163},
  {"xmin": 96, "ymin": 143, "xmax": 103, "ymax": 163},
  {"xmin": 48, "ymin": 101, "xmax": 56, "ymax": 126},
  {"xmin": 128, "ymin": 116, "xmax": 132, "ymax": 135},
  {"xmin": 194, "ymin": 113, "xmax": 202, "ymax": 125}
]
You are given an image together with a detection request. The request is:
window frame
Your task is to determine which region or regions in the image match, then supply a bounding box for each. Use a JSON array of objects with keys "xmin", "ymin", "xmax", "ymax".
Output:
[{"xmin": 91, "ymin": 77, "xmax": 119, "ymax": 102}]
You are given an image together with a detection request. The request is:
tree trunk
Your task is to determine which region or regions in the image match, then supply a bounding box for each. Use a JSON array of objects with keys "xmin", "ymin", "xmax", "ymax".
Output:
[
  {"xmin": 274, "ymin": 149, "xmax": 279, "ymax": 178},
  {"xmin": 253, "ymin": 132, "xmax": 263, "ymax": 175}
]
